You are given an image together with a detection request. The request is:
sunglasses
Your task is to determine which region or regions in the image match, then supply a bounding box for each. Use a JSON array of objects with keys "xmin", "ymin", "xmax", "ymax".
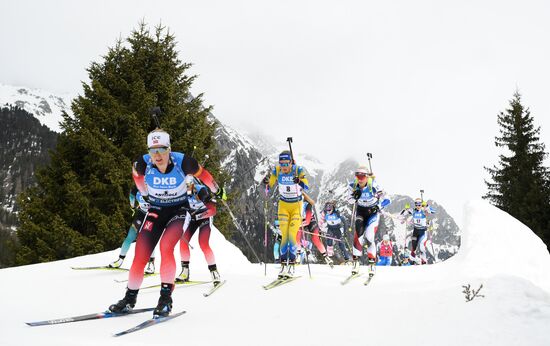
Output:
[
  {"xmin": 355, "ymin": 173, "xmax": 367, "ymax": 178},
  {"xmin": 148, "ymin": 147, "xmax": 169, "ymax": 155},
  {"xmin": 279, "ymin": 161, "xmax": 291, "ymax": 167}
]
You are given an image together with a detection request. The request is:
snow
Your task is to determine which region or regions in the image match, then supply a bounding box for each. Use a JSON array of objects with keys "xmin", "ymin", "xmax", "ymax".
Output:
[
  {"xmin": 1, "ymin": 201, "xmax": 550, "ymax": 345},
  {"xmin": 0, "ymin": 83, "xmax": 73, "ymax": 133}
]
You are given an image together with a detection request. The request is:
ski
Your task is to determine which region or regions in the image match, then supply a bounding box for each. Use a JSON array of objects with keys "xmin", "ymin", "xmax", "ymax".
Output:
[
  {"xmin": 142, "ymin": 280, "xmax": 210, "ymax": 290},
  {"xmin": 263, "ymin": 276, "xmax": 301, "ymax": 290},
  {"xmin": 363, "ymin": 272, "xmax": 375, "ymax": 286},
  {"xmin": 262, "ymin": 278, "xmax": 285, "ymax": 290},
  {"xmin": 203, "ymin": 280, "xmax": 227, "ymax": 297},
  {"xmin": 26, "ymin": 308, "xmax": 154, "ymax": 327},
  {"xmin": 340, "ymin": 273, "xmax": 363, "ymax": 285},
  {"xmin": 71, "ymin": 265, "xmax": 129, "ymax": 271},
  {"xmin": 113, "ymin": 310, "xmax": 186, "ymax": 337},
  {"xmin": 363, "ymin": 265, "xmax": 376, "ymax": 286}
]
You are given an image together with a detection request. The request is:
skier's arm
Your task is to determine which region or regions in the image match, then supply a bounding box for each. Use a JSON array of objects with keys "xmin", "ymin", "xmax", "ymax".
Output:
[
  {"xmin": 132, "ymin": 155, "xmax": 148, "ymax": 196},
  {"xmin": 295, "ymin": 166, "xmax": 309, "ymax": 191},
  {"xmin": 268, "ymin": 167, "xmax": 278, "ymax": 189},
  {"xmin": 196, "ymin": 185, "xmax": 211, "ymax": 203},
  {"xmin": 129, "ymin": 186, "xmax": 138, "ymax": 208},
  {"xmin": 182, "ymin": 156, "xmax": 220, "ymax": 194},
  {"xmin": 347, "ymin": 184, "xmax": 359, "ymax": 204},
  {"xmin": 303, "ymin": 192, "xmax": 315, "ymax": 205}
]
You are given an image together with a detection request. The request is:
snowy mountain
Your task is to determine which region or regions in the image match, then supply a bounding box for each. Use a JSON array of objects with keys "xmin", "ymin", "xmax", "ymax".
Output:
[
  {"xmin": 0, "ymin": 106, "xmax": 58, "ymax": 236},
  {"xmin": 1, "ymin": 201, "xmax": 549, "ymax": 346},
  {"xmin": 0, "ymin": 83, "xmax": 73, "ymax": 133}
]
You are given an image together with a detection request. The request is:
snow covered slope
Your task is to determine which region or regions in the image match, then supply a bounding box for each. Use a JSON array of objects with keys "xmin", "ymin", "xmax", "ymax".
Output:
[
  {"xmin": 0, "ymin": 83, "xmax": 73, "ymax": 133},
  {"xmin": 1, "ymin": 201, "xmax": 549, "ymax": 345}
]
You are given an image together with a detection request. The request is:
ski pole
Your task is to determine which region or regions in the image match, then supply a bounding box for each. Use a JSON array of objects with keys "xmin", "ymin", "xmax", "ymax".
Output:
[
  {"xmin": 286, "ymin": 137, "xmax": 294, "ymax": 163},
  {"xmin": 300, "ymin": 229, "xmax": 344, "ymax": 243},
  {"xmin": 428, "ymin": 221, "xmax": 437, "ymax": 263},
  {"xmin": 241, "ymin": 156, "xmax": 269, "ymax": 181},
  {"xmin": 149, "ymin": 106, "xmax": 162, "ymax": 128},
  {"xmin": 264, "ymin": 198, "xmax": 268, "ymax": 276},
  {"xmin": 302, "ymin": 227, "xmax": 312, "ymax": 279},
  {"xmin": 202, "ymin": 154, "xmax": 209, "ymax": 166},
  {"xmin": 220, "ymin": 199, "xmax": 263, "ymax": 264},
  {"xmin": 420, "ymin": 189, "xmax": 424, "ymax": 202},
  {"xmin": 367, "ymin": 152, "xmax": 373, "ymax": 173}
]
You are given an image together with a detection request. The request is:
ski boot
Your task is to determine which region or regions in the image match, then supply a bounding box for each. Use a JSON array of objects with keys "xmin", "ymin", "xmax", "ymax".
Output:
[
  {"xmin": 367, "ymin": 257, "xmax": 376, "ymax": 277},
  {"xmin": 177, "ymin": 261, "xmax": 190, "ymax": 282},
  {"xmin": 296, "ymin": 249, "xmax": 302, "ymax": 265},
  {"xmin": 108, "ymin": 288, "xmax": 138, "ymax": 313},
  {"xmin": 208, "ymin": 264, "xmax": 221, "ymax": 286},
  {"xmin": 351, "ymin": 256, "xmax": 360, "ymax": 275},
  {"xmin": 108, "ymin": 256, "xmax": 124, "ymax": 268},
  {"xmin": 153, "ymin": 283, "xmax": 173, "ymax": 318},
  {"xmin": 278, "ymin": 263, "xmax": 287, "ymax": 279},
  {"xmin": 285, "ymin": 262, "xmax": 295, "ymax": 278},
  {"xmin": 145, "ymin": 258, "xmax": 155, "ymax": 274},
  {"xmin": 322, "ymin": 253, "xmax": 334, "ymax": 268}
]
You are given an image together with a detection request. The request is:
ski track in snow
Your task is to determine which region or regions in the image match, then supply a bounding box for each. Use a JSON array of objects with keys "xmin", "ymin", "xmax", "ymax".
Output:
[{"xmin": 1, "ymin": 200, "xmax": 550, "ymax": 346}]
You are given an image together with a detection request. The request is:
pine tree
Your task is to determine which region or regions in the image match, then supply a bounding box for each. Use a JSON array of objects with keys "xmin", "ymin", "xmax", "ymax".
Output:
[
  {"xmin": 484, "ymin": 91, "xmax": 550, "ymax": 247},
  {"xmin": 16, "ymin": 23, "xmax": 228, "ymax": 264}
]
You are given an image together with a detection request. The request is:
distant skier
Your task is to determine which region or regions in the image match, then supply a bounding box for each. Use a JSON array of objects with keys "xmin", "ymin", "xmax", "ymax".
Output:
[
  {"xmin": 108, "ymin": 187, "xmax": 157, "ymax": 274},
  {"xmin": 348, "ymin": 165, "xmax": 388, "ymax": 275},
  {"xmin": 377, "ymin": 234, "xmax": 393, "ymax": 266},
  {"xmin": 302, "ymin": 193, "xmax": 333, "ymax": 267},
  {"xmin": 400, "ymin": 198, "xmax": 435, "ymax": 265},
  {"xmin": 319, "ymin": 201, "xmax": 350, "ymax": 264},
  {"xmin": 263, "ymin": 150, "xmax": 309, "ymax": 278},
  {"xmin": 400, "ymin": 249, "xmax": 412, "ymax": 266},
  {"xmin": 269, "ymin": 220, "xmax": 282, "ymax": 263},
  {"xmin": 108, "ymin": 128, "xmax": 223, "ymax": 318},
  {"xmin": 177, "ymin": 174, "xmax": 222, "ymax": 285}
]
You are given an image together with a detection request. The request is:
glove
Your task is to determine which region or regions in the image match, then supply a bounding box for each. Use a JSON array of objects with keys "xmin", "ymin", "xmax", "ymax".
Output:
[
  {"xmin": 293, "ymin": 176, "xmax": 301, "ymax": 184},
  {"xmin": 215, "ymin": 187, "xmax": 227, "ymax": 201},
  {"xmin": 352, "ymin": 189, "xmax": 361, "ymax": 200},
  {"xmin": 262, "ymin": 175, "xmax": 269, "ymax": 186},
  {"xmin": 142, "ymin": 194, "xmax": 151, "ymax": 203}
]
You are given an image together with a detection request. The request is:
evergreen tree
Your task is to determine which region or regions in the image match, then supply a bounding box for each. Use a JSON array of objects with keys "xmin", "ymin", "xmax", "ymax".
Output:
[
  {"xmin": 484, "ymin": 91, "xmax": 550, "ymax": 247},
  {"xmin": 16, "ymin": 23, "xmax": 227, "ymax": 265}
]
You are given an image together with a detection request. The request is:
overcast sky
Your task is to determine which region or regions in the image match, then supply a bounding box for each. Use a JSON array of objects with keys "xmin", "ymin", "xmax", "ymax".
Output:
[{"xmin": 1, "ymin": 0, "xmax": 549, "ymax": 224}]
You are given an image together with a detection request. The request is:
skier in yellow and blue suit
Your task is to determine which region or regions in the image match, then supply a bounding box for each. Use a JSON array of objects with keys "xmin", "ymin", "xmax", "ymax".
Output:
[{"xmin": 263, "ymin": 150, "xmax": 309, "ymax": 278}]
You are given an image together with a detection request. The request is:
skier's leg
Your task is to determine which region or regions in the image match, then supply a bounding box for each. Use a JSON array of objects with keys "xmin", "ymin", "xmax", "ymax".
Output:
[
  {"xmin": 278, "ymin": 201, "xmax": 291, "ymax": 263},
  {"xmin": 120, "ymin": 225, "xmax": 138, "ymax": 258},
  {"xmin": 337, "ymin": 232, "xmax": 349, "ymax": 260},
  {"xmin": 411, "ymin": 228, "xmax": 420, "ymax": 258},
  {"xmin": 418, "ymin": 230, "xmax": 428, "ymax": 263},
  {"xmin": 310, "ymin": 224, "xmax": 326, "ymax": 254},
  {"xmin": 198, "ymin": 219, "xmax": 215, "ymax": 265},
  {"xmin": 127, "ymin": 211, "xmax": 165, "ymax": 290},
  {"xmin": 273, "ymin": 241, "xmax": 280, "ymax": 261},
  {"xmin": 159, "ymin": 215, "xmax": 186, "ymax": 284},
  {"xmin": 364, "ymin": 213, "xmax": 379, "ymax": 261},
  {"xmin": 327, "ymin": 228, "xmax": 334, "ymax": 256},
  {"xmin": 287, "ymin": 202, "xmax": 302, "ymax": 263},
  {"xmin": 352, "ymin": 215, "xmax": 365, "ymax": 257}
]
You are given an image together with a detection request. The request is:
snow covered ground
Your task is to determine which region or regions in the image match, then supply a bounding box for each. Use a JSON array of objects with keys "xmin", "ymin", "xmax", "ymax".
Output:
[{"xmin": 1, "ymin": 200, "xmax": 549, "ymax": 346}]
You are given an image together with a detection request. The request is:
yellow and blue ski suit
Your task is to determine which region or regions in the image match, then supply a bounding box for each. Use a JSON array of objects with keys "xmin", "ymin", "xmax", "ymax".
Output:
[{"xmin": 268, "ymin": 165, "xmax": 309, "ymax": 263}]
